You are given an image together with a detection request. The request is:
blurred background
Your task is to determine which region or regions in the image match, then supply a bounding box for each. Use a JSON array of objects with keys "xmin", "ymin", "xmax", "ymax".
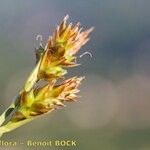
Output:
[{"xmin": 0, "ymin": 0, "xmax": 150, "ymax": 149}]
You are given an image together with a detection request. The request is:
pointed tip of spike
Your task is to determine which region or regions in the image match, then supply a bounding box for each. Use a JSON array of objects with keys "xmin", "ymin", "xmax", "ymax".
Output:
[
  {"xmin": 83, "ymin": 27, "xmax": 95, "ymax": 35},
  {"xmin": 64, "ymin": 14, "xmax": 69, "ymax": 21},
  {"xmin": 78, "ymin": 76, "xmax": 85, "ymax": 82},
  {"xmin": 89, "ymin": 26, "xmax": 95, "ymax": 32}
]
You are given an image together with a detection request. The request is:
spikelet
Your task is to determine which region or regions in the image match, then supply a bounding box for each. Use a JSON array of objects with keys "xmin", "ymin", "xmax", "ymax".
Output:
[
  {"xmin": 38, "ymin": 15, "xmax": 94, "ymax": 80},
  {"xmin": 11, "ymin": 77, "xmax": 84, "ymax": 121}
]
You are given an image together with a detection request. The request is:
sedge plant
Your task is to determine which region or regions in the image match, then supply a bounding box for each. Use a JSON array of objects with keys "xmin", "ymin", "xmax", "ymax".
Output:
[{"xmin": 0, "ymin": 15, "xmax": 93, "ymax": 137}]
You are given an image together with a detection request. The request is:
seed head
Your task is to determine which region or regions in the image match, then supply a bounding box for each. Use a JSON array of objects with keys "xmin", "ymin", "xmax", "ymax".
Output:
[{"xmin": 38, "ymin": 15, "xmax": 94, "ymax": 80}]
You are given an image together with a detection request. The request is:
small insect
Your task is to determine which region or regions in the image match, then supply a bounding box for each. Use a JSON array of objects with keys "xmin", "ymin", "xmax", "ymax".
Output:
[{"xmin": 35, "ymin": 35, "xmax": 44, "ymax": 63}]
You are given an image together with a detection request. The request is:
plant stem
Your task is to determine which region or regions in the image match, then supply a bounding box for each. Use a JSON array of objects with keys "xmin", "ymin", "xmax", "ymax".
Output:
[
  {"xmin": 0, "ymin": 109, "xmax": 54, "ymax": 137},
  {"xmin": 0, "ymin": 94, "xmax": 21, "ymax": 127},
  {"xmin": 24, "ymin": 58, "xmax": 41, "ymax": 92},
  {"xmin": 0, "ymin": 60, "xmax": 41, "ymax": 127},
  {"xmin": 0, "ymin": 103, "xmax": 14, "ymax": 126},
  {"xmin": 0, "ymin": 118, "xmax": 35, "ymax": 137}
]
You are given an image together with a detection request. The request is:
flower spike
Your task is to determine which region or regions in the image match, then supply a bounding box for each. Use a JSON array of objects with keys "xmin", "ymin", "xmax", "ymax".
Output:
[{"xmin": 0, "ymin": 16, "xmax": 93, "ymax": 137}]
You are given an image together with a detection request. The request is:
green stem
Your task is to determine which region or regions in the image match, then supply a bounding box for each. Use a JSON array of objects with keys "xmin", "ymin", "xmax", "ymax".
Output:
[
  {"xmin": 0, "ymin": 60, "xmax": 41, "ymax": 127},
  {"xmin": 0, "ymin": 103, "xmax": 14, "ymax": 126},
  {"xmin": 0, "ymin": 94, "xmax": 21, "ymax": 127},
  {"xmin": 0, "ymin": 117, "xmax": 35, "ymax": 138},
  {"xmin": 24, "ymin": 59, "xmax": 41, "ymax": 92},
  {"xmin": 0, "ymin": 110, "xmax": 54, "ymax": 138}
]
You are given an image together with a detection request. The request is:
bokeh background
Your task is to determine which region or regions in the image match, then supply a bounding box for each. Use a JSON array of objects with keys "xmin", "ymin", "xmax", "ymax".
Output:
[{"xmin": 0, "ymin": 0, "xmax": 150, "ymax": 150}]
